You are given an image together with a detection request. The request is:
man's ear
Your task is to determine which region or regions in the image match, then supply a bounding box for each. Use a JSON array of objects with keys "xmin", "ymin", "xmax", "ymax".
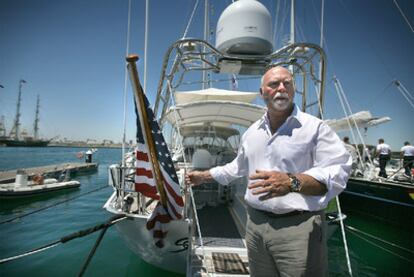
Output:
[{"xmin": 259, "ymin": 87, "xmax": 263, "ymax": 96}]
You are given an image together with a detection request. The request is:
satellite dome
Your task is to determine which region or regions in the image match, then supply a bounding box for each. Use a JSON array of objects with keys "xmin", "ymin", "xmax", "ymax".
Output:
[{"xmin": 215, "ymin": 0, "xmax": 273, "ymax": 56}]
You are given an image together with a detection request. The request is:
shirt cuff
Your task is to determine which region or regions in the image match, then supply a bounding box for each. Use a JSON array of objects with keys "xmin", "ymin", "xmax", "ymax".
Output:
[
  {"xmin": 209, "ymin": 166, "xmax": 229, "ymax": 186},
  {"xmin": 303, "ymin": 168, "xmax": 331, "ymax": 191}
]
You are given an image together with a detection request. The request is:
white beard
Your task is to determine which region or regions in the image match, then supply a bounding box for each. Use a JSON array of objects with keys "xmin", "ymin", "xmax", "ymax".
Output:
[{"xmin": 266, "ymin": 92, "xmax": 292, "ymax": 111}]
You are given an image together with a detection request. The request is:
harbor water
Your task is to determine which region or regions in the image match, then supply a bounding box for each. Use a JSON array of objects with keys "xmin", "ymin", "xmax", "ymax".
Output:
[{"xmin": 0, "ymin": 147, "xmax": 412, "ymax": 276}]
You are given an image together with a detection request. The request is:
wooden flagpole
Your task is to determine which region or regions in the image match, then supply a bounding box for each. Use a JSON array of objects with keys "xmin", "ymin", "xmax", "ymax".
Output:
[{"xmin": 126, "ymin": 55, "xmax": 167, "ymax": 207}]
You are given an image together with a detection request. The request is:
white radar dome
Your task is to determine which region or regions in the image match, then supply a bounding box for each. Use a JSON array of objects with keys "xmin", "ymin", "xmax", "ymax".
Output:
[{"xmin": 215, "ymin": 0, "xmax": 273, "ymax": 55}]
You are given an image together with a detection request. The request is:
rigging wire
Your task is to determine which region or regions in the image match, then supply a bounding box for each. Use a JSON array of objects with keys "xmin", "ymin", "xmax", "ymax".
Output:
[
  {"xmin": 182, "ymin": 0, "xmax": 200, "ymax": 39},
  {"xmin": 337, "ymin": 0, "xmax": 396, "ymax": 79},
  {"xmin": 324, "ymin": 77, "xmax": 354, "ymax": 277},
  {"xmin": 333, "ymin": 76, "xmax": 373, "ymax": 167},
  {"xmin": 272, "ymin": 0, "xmax": 281, "ymax": 45},
  {"xmin": 121, "ymin": 0, "xmax": 133, "ymax": 167},
  {"xmin": 394, "ymin": 79, "xmax": 414, "ymax": 109},
  {"xmin": 275, "ymin": 0, "xmax": 289, "ymax": 48},
  {"xmin": 161, "ymin": 1, "xmax": 208, "ymax": 271},
  {"xmin": 393, "ymin": 0, "xmax": 414, "ymax": 33},
  {"xmin": 308, "ymin": 2, "xmax": 353, "ymax": 275},
  {"xmin": 167, "ymin": 80, "xmax": 205, "ymax": 252}
]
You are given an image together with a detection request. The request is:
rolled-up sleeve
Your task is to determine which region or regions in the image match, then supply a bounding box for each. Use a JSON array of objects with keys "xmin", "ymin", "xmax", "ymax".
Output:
[
  {"xmin": 303, "ymin": 122, "xmax": 352, "ymax": 202},
  {"xmin": 210, "ymin": 143, "xmax": 248, "ymax": 185}
]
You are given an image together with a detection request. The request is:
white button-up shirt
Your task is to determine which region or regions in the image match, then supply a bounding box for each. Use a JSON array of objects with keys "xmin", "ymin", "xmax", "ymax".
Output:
[
  {"xmin": 376, "ymin": 143, "xmax": 391, "ymax": 156},
  {"xmin": 401, "ymin": 145, "xmax": 414, "ymax": 156},
  {"xmin": 210, "ymin": 105, "xmax": 352, "ymax": 214}
]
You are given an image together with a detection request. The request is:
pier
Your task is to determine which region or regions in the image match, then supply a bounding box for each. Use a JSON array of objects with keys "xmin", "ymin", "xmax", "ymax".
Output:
[{"xmin": 0, "ymin": 162, "xmax": 98, "ymax": 184}]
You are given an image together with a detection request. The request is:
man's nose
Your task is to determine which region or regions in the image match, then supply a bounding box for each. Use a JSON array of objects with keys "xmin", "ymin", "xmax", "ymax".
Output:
[{"xmin": 277, "ymin": 82, "xmax": 287, "ymax": 92}]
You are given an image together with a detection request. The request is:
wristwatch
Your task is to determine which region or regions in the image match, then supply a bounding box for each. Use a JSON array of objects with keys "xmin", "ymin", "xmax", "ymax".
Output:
[{"xmin": 287, "ymin": 173, "xmax": 302, "ymax": 192}]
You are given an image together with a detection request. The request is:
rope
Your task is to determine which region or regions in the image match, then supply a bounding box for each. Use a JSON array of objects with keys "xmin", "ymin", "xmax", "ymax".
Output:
[
  {"xmin": 316, "ymin": 80, "xmax": 353, "ymax": 275},
  {"xmin": 345, "ymin": 225, "xmax": 414, "ymax": 254},
  {"xmin": 0, "ymin": 242, "xmax": 59, "ymax": 264},
  {"xmin": 78, "ymin": 226, "xmax": 109, "ymax": 276},
  {"xmin": 335, "ymin": 196, "xmax": 353, "ymax": 276},
  {"xmin": 0, "ymin": 185, "xmax": 108, "ymax": 225},
  {"xmin": 346, "ymin": 225, "xmax": 414, "ymax": 264},
  {"xmin": 0, "ymin": 215, "xmax": 127, "ymax": 265}
]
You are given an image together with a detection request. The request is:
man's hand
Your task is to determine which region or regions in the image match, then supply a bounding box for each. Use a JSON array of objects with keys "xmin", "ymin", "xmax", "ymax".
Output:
[
  {"xmin": 248, "ymin": 170, "xmax": 291, "ymax": 200},
  {"xmin": 185, "ymin": 170, "xmax": 213, "ymax": 187}
]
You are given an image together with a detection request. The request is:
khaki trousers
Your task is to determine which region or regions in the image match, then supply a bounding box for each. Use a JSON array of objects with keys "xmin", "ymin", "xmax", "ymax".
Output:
[{"xmin": 246, "ymin": 207, "xmax": 327, "ymax": 277}]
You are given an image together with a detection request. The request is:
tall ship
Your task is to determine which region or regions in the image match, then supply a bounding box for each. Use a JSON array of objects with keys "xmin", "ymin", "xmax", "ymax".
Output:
[{"xmin": 0, "ymin": 80, "xmax": 50, "ymax": 147}]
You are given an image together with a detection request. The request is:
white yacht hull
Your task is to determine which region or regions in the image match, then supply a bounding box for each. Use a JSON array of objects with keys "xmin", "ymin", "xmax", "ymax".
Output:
[{"xmin": 104, "ymin": 193, "xmax": 190, "ymax": 273}]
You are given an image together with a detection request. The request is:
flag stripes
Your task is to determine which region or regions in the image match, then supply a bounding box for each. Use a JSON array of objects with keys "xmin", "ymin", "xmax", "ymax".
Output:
[{"xmin": 132, "ymin": 84, "xmax": 184, "ymax": 248}]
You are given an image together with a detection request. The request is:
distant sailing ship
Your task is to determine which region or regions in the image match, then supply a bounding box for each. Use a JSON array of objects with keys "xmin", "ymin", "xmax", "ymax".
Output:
[{"xmin": 0, "ymin": 80, "xmax": 50, "ymax": 147}]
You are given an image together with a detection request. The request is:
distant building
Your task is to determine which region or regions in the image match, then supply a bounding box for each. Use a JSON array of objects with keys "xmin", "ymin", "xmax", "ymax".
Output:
[{"xmin": 103, "ymin": 139, "xmax": 114, "ymax": 145}]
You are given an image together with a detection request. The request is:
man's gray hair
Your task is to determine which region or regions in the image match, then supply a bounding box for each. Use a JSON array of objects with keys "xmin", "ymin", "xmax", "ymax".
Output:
[{"xmin": 260, "ymin": 66, "xmax": 295, "ymax": 87}]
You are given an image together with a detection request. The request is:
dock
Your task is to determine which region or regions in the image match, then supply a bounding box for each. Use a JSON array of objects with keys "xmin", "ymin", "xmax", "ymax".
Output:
[{"xmin": 0, "ymin": 162, "xmax": 98, "ymax": 184}]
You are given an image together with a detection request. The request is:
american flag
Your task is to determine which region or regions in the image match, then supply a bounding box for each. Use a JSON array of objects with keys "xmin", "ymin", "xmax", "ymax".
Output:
[{"xmin": 134, "ymin": 87, "xmax": 184, "ymax": 248}]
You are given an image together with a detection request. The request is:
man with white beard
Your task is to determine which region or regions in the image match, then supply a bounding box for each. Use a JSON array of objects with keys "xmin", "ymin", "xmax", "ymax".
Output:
[{"xmin": 186, "ymin": 66, "xmax": 351, "ymax": 276}]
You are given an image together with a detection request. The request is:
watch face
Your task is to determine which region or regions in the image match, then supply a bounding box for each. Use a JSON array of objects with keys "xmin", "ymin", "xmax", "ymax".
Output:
[{"xmin": 290, "ymin": 175, "xmax": 301, "ymax": 192}]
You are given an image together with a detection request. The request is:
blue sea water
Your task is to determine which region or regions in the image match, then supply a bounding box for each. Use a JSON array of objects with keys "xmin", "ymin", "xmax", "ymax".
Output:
[{"xmin": 0, "ymin": 147, "xmax": 412, "ymax": 276}]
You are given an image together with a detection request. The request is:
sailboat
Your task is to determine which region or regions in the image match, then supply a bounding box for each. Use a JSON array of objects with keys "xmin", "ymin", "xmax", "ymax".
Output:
[
  {"xmin": 104, "ymin": 0, "xmax": 349, "ymax": 275},
  {"xmin": 1, "ymin": 81, "xmax": 50, "ymax": 147}
]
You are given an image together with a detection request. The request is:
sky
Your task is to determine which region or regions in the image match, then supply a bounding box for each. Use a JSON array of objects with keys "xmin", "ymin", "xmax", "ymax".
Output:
[{"xmin": 0, "ymin": 0, "xmax": 413, "ymax": 149}]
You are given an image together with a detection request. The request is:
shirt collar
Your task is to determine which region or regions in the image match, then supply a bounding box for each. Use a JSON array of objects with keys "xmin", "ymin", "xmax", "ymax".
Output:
[{"xmin": 259, "ymin": 104, "xmax": 303, "ymax": 129}]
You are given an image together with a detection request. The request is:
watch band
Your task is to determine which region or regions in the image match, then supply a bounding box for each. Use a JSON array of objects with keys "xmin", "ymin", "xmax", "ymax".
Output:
[{"xmin": 287, "ymin": 173, "xmax": 302, "ymax": 192}]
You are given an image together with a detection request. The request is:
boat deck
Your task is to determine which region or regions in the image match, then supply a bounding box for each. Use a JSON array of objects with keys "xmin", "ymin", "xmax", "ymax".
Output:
[
  {"xmin": 0, "ymin": 162, "xmax": 98, "ymax": 184},
  {"xmin": 189, "ymin": 205, "xmax": 249, "ymax": 276}
]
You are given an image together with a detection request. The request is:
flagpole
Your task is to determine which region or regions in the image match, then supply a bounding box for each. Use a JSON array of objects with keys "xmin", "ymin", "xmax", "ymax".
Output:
[{"xmin": 126, "ymin": 55, "xmax": 167, "ymax": 207}]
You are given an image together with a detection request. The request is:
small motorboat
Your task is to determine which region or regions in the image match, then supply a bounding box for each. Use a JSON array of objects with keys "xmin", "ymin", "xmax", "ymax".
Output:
[{"xmin": 0, "ymin": 171, "xmax": 80, "ymax": 198}]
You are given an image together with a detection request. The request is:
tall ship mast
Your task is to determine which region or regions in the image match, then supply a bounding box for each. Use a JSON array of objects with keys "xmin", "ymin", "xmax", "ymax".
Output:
[
  {"xmin": 33, "ymin": 94, "xmax": 40, "ymax": 140},
  {"xmin": 2, "ymin": 80, "xmax": 50, "ymax": 147}
]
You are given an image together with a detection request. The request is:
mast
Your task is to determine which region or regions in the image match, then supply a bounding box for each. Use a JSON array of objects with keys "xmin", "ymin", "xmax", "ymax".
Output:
[
  {"xmin": 11, "ymin": 79, "xmax": 26, "ymax": 140},
  {"xmin": 0, "ymin": 116, "xmax": 6, "ymax": 137},
  {"xmin": 34, "ymin": 94, "xmax": 40, "ymax": 139},
  {"xmin": 317, "ymin": 0, "xmax": 325, "ymax": 118},
  {"xmin": 202, "ymin": 0, "xmax": 209, "ymax": 89},
  {"xmin": 290, "ymin": 0, "xmax": 295, "ymax": 45},
  {"xmin": 143, "ymin": 0, "xmax": 149, "ymax": 93},
  {"xmin": 289, "ymin": 0, "xmax": 295, "ymax": 73}
]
